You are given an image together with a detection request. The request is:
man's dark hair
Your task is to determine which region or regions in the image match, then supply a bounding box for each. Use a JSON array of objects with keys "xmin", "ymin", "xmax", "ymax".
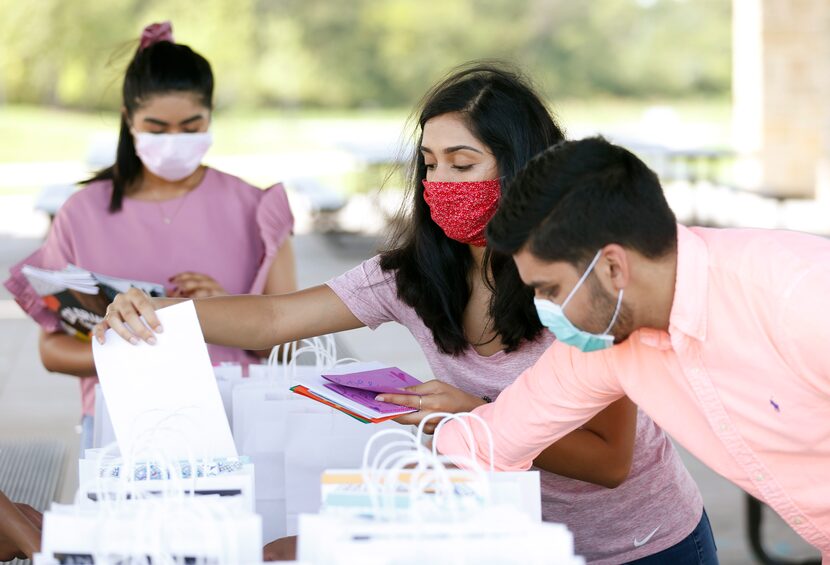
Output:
[{"xmin": 487, "ymin": 137, "xmax": 678, "ymax": 266}]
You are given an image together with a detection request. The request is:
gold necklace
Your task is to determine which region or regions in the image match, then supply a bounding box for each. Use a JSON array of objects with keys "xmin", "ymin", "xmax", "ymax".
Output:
[
  {"xmin": 156, "ymin": 188, "xmax": 193, "ymax": 224},
  {"xmin": 146, "ymin": 167, "xmax": 204, "ymax": 224}
]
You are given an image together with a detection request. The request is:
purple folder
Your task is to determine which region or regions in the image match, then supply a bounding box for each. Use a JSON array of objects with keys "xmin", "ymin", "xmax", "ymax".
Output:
[{"xmin": 321, "ymin": 366, "xmax": 422, "ymax": 395}]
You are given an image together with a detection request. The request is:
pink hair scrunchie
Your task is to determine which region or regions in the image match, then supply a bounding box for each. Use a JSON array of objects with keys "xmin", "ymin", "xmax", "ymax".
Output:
[{"xmin": 139, "ymin": 21, "xmax": 175, "ymax": 50}]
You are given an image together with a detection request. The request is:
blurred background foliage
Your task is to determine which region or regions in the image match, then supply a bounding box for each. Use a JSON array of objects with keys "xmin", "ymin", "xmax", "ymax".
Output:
[{"xmin": 0, "ymin": 0, "xmax": 731, "ymax": 111}]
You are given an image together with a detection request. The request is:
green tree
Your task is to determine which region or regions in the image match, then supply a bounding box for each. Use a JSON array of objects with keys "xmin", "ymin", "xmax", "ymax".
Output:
[{"xmin": 0, "ymin": 0, "xmax": 732, "ymax": 110}]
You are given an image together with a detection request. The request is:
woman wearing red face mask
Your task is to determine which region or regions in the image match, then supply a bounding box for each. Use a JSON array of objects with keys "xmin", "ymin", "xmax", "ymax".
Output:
[
  {"xmin": 3, "ymin": 22, "xmax": 297, "ymax": 451},
  {"xmin": 97, "ymin": 64, "xmax": 715, "ymax": 564}
]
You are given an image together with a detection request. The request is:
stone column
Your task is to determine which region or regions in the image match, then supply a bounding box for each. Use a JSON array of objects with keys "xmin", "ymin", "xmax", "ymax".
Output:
[{"xmin": 732, "ymin": 0, "xmax": 830, "ymax": 199}]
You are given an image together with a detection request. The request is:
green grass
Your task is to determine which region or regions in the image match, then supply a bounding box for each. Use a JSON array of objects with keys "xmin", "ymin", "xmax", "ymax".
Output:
[
  {"xmin": 0, "ymin": 104, "xmax": 409, "ymax": 162},
  {"xmin": 0, "ymin": 106, "xmax": 118, "ymax": 162},
  {"xmin": 0, "ymin": 98, "xmax": 731, "ymax": 163},
  {"xmin": 554, "ymin": 96, "xmax": 732, "ymax": 127}
]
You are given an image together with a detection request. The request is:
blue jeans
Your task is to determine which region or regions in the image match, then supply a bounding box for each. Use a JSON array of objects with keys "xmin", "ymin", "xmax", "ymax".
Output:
[{"xmin": 626, "ymin": 509, "xmax": 718, "ymax": 564}]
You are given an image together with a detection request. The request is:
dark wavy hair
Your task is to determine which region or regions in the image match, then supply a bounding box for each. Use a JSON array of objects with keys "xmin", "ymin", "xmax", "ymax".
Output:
[
  {"xmin": 379, "ymin": 62, "xmax": 565, "ymax": 355},
  {"xmin": 83, "ymin": 39, "xmax": 213, "ymax": 212}
]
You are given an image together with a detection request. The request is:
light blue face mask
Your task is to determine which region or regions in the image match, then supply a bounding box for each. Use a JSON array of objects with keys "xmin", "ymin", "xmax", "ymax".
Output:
[{"xmin": 533, "ymin": 250, "xmax": 623, "ymax": 352}]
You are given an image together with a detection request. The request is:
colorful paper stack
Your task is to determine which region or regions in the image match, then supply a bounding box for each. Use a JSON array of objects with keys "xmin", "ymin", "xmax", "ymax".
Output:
[{"xmin": 290, "ymin": 363, "xmax": 423, "ymax": 423}]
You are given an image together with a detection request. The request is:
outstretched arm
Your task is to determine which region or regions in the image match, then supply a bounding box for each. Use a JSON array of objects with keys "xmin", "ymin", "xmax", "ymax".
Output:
[
  {"xmin": 436, "ymin": 342, "xmax": 625, "ymax": 472},
  {"xmin": 379, "ymin": 381, "xmax": 635, "ymax": 487},
  {"xmin": 38, "ymin": 331, "xmax": 97, "ymax": 377},
  {"xmin": 94, "ymin": 284, "xmax": 364, "ymax": 351}
]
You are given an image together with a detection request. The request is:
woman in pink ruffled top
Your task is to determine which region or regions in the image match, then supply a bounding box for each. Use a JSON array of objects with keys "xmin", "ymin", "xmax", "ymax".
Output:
[{"xmin": 3, "ymin": 22, "xmax": 296, "ymax": 449}]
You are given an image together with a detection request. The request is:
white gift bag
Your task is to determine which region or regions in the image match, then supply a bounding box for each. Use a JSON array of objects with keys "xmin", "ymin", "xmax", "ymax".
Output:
[
  {"xmin": 283, "ymin": 404, "xmax": 398, "ymax": 532},
  {"xmin": 277, "ymin": 337, "xmax": 402, "ymax": 534},
  {"xmin": 320, "ymin": 412, "xmax": 541, "ymax": 523},
  {"xmin": 213, "ymin": 361, "xmax": 244, "ymax": 424},
  {"xmin": 77, "ymin": 447, "xmax": 256, "ymax": 512},
  {"xmin": 92, "ymin": 383, "xmax": 116, "ymax": 449},
  {"xmin": 228, "ymin": 359, "xmax": 301, "ymax": 506},
  {"xmin": 43, "ymin": 412, "xmax": 263, "ymax": 565},
  {"xmin": 298, "ymin": 413, "xmax": 581, "ymax": 564},
  {"xmin": 232, "ymin": 378, "xmax": 294, "ymax": 541},
  {"xmin": 231, "ymin": 350, "xmax": 329, "ymax": 541},
  {"xmin": 38, "ymin": 497, "xmax": 262, "ymax": 565},
  {"xmin": 231, "ymin": 336, "xmax": 401, "ymax": 538},
  {"xmin": 298, "ymin": 510, "xmax": 582, "ymax": 565},
  {"xmin": 320, "ymin": 467, "xmax": 540, "ymax": 523}
]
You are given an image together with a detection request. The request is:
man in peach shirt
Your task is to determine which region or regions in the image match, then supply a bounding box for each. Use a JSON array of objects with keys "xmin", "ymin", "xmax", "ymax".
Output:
[{"xmin": 436, "ymin": 137, "xmax": 830, "ymax": 560}]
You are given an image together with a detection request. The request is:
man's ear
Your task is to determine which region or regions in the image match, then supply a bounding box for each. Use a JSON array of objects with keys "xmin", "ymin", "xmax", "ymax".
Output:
[{"xmin": 600, "ymin": 244, "xmax": 630, "ymax": 291}]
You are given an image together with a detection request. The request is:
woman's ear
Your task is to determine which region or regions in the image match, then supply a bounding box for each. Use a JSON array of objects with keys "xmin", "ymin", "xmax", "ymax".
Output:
[{"xmin": 601, "ymin": 244, "xmax": 630, "ymax": 291}]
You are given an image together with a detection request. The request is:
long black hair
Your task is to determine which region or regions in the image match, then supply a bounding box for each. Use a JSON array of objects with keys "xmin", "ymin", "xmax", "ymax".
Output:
[
  {"xmin": 379, "ymin": 62, "xmax": 566, "ymax": 355},
  {"xmin": 84, "ymin": 38, "xmax": 213, "ymax": 212}
]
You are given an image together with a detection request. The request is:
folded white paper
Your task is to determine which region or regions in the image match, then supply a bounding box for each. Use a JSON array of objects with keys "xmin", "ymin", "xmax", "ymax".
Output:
[{"xmin": 92, "ymin": 300, "xmax": 237, "ymax": 460}]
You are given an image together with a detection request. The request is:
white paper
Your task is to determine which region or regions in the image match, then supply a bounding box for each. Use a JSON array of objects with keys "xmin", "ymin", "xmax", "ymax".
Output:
[{"xmin": 92, "ymin": 300, "xmax": 237, "ymax": 459}]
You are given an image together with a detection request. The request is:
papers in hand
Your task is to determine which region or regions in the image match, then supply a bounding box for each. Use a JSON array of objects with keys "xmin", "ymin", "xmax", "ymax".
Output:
[
  {"xmin": 290, "ymin": 364, "xmax": 422, "ymax": 424},
  {"xmin": 21, "ymin": 264, "xmax": 164, "ymax": 340},
  {"xmin": 91, "ymin": 300, "xmax": 237, "ymax": 460}
]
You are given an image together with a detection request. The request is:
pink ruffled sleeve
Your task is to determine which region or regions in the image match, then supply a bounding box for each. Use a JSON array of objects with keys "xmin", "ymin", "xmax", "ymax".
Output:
[
  {"xmin": 3, "ymin": 210, "xmax": 77, "ymax": 333},
  {"xmin": 248, "ymin": 183, "xmax": 295, "ymax": 294}
]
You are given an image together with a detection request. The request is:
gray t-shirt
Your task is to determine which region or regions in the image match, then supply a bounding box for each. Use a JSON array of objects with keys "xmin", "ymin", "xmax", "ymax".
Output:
[{"xmin": 327, "ymin": 256, "xmax": 703, "ymax": 564}]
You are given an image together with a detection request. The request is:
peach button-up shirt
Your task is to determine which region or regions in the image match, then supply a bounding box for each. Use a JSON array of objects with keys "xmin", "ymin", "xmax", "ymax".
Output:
[{"xmin": 437, "ymin": 225, "xmax": 830, "ymax": 559}]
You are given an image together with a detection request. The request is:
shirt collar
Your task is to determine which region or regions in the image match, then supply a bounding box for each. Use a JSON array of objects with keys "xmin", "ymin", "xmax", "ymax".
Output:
[
  {"xmin": 637, "ymin": 328, "xmax": 673, "ymax": 350},
  {"xmin": 667, "ymin": 224, "xmax": 709, "ymax": 342}
]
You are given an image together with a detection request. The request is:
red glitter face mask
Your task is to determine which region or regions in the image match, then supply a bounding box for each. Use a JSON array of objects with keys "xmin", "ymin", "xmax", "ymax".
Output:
[{"xmin": 422, "ymin": 178, "xmax": 501, "ymax": 247}]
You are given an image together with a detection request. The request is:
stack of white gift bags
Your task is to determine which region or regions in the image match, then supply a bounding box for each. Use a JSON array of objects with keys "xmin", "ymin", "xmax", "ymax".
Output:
[
  {"xmin": 91, "ymin": 323, "xmax": 404, "ymax": 543},
  {"xmin": 34, "ymin": 301, "xmax": 263, "ymax": 564},
  {"xmin": 299, "ymin": 412, "xmax": 586, "ymax": 565},
  {"xmin": 39, "ymin": 436, "xmax": 262, "ymax": 563},
  {"xmin": 37, "ymin": 454, "xmax": 261, "ymax": 564}
]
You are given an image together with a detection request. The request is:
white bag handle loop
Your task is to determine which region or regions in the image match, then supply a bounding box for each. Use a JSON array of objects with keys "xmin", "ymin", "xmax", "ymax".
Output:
[
  {"xmin": 268, "ymin": 334, "xmax": 361, "ymax": 388},
  {"xmin": 416, "ymin": 412, "xmax": 495, "ymax": 474},
  {"xmin": 356, "ymin": 412, "xmax": 498, "ymax": 524}
]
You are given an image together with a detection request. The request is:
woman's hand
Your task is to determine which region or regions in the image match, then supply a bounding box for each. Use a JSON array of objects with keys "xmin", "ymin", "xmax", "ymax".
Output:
[
  {"xmin": 376, "ymin": 380, "xmax": 487, "ymax": 434},
  {"xmin": 93, "ymin": 287, "xmax": 165, "ymax": 345},
  {"xmin": 169, "ymin": 272, "xmax": 227, "ymax": 299}
]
